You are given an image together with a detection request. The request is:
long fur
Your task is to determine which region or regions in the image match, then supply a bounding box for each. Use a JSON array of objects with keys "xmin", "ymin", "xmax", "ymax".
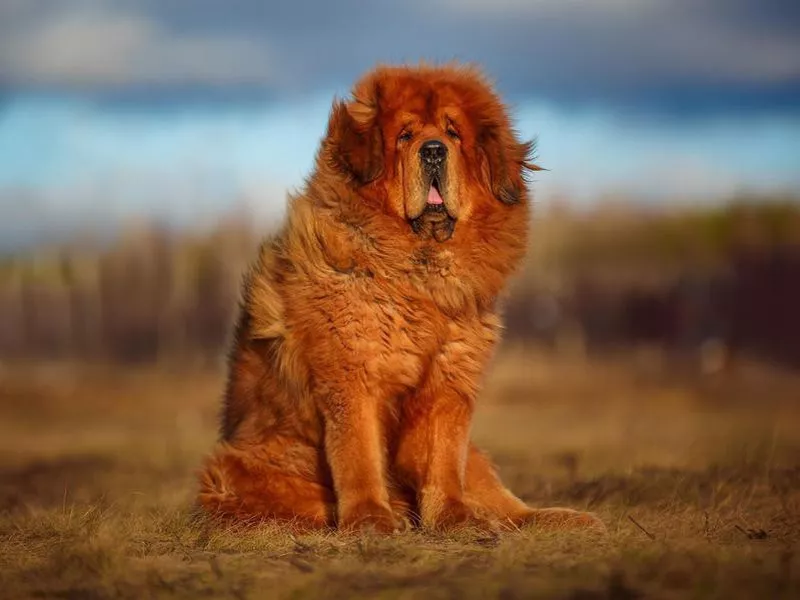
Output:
[{"xmin": 197, "ymin": 63, "xmax": 603, "ymax": 534}]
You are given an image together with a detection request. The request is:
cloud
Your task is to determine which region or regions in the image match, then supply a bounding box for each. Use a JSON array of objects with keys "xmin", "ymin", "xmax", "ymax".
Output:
[
  {"xmin": 436, "ymin": 0, "xmax": 656, "ymax": 15},
  {"xmin": 423, "ymin": 0, "xmax": 800, "ymax": 101},
  {"xmin": 0, "ymin": 2, "xmax": 272, "ymax": 88},
  {"xmin": 0, "ymin": 0, "xmax": 797, "ymax": 113}
]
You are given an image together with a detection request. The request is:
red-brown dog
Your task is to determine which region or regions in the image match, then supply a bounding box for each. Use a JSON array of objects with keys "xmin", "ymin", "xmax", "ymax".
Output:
[{"xmin": 198, "ymin": 63, "xmax": 602, "ymax": 533}]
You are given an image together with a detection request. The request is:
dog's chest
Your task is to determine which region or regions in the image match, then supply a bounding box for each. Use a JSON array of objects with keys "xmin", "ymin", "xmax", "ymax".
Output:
[
  {"xmin": 353, "ymin": 290, "xmax": 442, "ymax": 391},
  {"xmin": 407, "ymin": 248, "xmax": 480, "ymax": 315}
]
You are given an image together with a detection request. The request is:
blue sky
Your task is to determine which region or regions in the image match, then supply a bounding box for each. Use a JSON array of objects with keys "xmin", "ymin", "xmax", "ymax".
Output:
[{"xmin": 1, "ymin": 0, "xmax": 799, "ymax": 246}]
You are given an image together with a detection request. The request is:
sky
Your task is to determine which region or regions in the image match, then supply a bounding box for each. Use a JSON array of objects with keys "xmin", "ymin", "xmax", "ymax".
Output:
[{"xmin": 1, "ymin": 0, "xmax": 799, "ymax": 246}]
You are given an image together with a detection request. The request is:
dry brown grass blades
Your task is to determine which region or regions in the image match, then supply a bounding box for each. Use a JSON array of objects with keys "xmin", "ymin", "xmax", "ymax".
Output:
[{"xmin": 1, "ymin": 351, "xmax": 798, "ymax": 598}]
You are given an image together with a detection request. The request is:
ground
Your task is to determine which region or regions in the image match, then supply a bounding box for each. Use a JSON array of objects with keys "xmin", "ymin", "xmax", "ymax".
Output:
[{"xmin": 1, "ymin": 347, "xmax": 798, "ymax": 599}]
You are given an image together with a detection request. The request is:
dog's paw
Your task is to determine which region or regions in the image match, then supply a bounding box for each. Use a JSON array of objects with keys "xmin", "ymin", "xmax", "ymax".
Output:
[
  {"xmin": 425, "ymin": 498, "xmax": 499, "ymax": 534},
  {"xmin": 510, "ymin": 507, "xmax": 606, "ymax": 533},
  {"xmin": 339, "ymin": 501, "xmax": 405, "ymax": 534}
]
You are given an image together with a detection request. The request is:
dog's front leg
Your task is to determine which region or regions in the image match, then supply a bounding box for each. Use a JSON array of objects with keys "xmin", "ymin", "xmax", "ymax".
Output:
[
  {"xmin": 320, "ymin": 387, "xmax": 403, "ymax": 533},
  {"xmin": 394, "ymin": 318, "xmax": 499, "ymax": 532}
]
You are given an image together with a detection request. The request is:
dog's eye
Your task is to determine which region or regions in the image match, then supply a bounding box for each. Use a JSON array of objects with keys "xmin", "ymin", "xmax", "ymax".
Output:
[
  {"xmin": 398, "ymin": 131, "xmax": 413, "ymax": 142},
  {"xmin": 446, "ymin": 128, "xmax": 460, "ymax": 140}
]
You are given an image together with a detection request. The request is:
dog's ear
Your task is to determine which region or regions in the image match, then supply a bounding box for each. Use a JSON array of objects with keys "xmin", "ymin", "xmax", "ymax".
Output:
[
  {"xmin": 325, "ymin": 98, "xmax": 384, "ymax": 185},
  {"xmin": 479, "ymin": 130, "xmax": 541, "ymax": 205}
]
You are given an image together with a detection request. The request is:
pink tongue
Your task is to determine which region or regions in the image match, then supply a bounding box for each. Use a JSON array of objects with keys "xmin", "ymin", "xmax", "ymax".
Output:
[{"xmin": 427, "ymin": 185, "xmax": 444, "ymax": 205}]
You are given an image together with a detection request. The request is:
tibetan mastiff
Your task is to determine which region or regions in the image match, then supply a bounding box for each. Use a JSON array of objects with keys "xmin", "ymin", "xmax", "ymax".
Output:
[{"xmin": 198, "ymin": 63, "xmax": 602, "ymax": 533}]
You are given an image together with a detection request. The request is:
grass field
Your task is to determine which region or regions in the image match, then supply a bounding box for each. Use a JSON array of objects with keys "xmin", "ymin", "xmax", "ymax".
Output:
[{"xmin": 1, "ymin": 348, "xmax": 798, "ymax": 599}]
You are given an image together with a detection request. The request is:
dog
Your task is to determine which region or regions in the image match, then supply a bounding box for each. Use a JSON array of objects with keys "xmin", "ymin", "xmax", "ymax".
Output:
[{"xmin": 198, "ymin": 63, "xmax": 603, "ymax": 534}]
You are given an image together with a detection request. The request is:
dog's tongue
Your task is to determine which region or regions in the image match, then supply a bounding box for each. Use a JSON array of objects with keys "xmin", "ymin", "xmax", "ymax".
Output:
[{"xmin": 427, "ymin": 185, "xmax": 444, "ymax": 205}]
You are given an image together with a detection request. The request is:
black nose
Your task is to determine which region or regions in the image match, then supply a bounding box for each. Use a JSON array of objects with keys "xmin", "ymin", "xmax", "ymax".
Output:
[{"xmin": 419, "ymin": 139, "xmax": 447, "ymax": 167}]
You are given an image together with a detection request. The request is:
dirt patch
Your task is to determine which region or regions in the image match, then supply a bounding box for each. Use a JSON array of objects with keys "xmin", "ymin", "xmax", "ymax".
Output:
[{"xmin": 0, "ymin": 455, "xmax": 118, "ymax": 512}]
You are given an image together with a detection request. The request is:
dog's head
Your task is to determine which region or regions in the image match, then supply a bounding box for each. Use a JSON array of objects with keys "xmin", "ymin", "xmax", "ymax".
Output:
[{"xmin": 322, "ymin": 64, "xmax": 539, "ymax": 243}]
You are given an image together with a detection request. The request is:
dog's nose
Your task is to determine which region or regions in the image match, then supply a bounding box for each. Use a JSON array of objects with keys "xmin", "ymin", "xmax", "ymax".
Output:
[{"xmin": 419, "ymin": 140, "xmax": 447, "ymax": 167}]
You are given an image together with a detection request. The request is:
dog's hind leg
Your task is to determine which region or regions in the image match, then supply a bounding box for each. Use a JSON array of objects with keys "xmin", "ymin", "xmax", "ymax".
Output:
[
  {"xmin": 198, "ymin": 441, "xmax": 335, "ymax": 530},
  {"xmin": 464, "ymin": 445, "xmax": 605, "ymax": 532}
]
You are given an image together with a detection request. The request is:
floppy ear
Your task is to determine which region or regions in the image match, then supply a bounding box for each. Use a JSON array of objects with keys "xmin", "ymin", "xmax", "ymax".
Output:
[
  {"xmin": 325, "ymin": 100, "xmax": 384, "ymax": 185},
  {"xmin": 480, "ymin": 131, "xmax": 542, "ymax": 205}
]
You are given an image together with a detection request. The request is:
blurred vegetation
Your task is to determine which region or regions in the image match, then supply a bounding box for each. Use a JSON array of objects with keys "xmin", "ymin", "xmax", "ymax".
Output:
[
  {"xmin": 526, "ymin": 193, "xmax": 800, "ymax": 285},
  {"xmin": 1, "ymin": 194, "xmax": 799, "ymax": 367},
  {"xmin": 0, "ymin": 215, "xmax": 261, "ymax": 363}
]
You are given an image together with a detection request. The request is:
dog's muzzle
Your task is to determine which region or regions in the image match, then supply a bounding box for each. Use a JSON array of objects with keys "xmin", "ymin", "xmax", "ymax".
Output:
[{"xmin": 411, "ymin": 139, "xmax": 455, "ymax": 242}]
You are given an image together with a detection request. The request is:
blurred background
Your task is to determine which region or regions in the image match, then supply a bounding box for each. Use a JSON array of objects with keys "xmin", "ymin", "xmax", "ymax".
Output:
[
  {"xmin": 1, "ymin": 1, "xmax": 799, "ymax": 369},
  {"xmin": 1, "ymin": 1, "xmax": 799, "ymax": 371},
  {"xmin": 1, "ymin": 3, "xmax": 800, "ymax": 597}
]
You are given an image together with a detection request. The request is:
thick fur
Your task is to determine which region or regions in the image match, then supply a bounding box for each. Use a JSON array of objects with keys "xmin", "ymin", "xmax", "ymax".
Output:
[{"xmin": 198, "ymin": 64, "xmax": 603, "ymax": 533}]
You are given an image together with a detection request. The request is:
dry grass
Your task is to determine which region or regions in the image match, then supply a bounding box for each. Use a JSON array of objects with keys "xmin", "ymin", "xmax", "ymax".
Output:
[{"xmin": 1, "ymin": 349, "xmax": 799, "ymax": 599}]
